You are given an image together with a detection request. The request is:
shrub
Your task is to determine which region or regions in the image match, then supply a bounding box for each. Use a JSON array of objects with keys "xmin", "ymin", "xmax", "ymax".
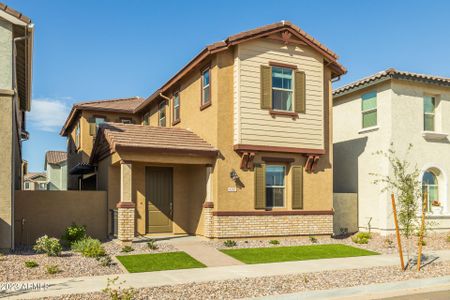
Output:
[
  {"xmin": 121, "ymin": 246, "xmax": 134, "ymax": 253},
  {"xmin": 352, "ymin": 232, "xmax": 372, "ymax": 244},
  {"xmin": 309, "ymin": 236, "xmax": 318, "ymax": 243},
  {"xmin": 223, "ymin": 240, "xmax": 237, "ymax": 247},
  {"xmin": 33, "ymin": 235, "xmax": 62, "ymax": 256},
  {"xmin": 97, "ymin": 255, "xmax": 113, "ymax": 267},
  {"xmin": 269, "ymin": 240, "xmax": 280, "ymax": 245},
  {"xmin": 46, "ymin": 265, "xmax": 60, "ymax": 274},
  {"xmin": 61, "ymin": 223, "xmax": 86, "ymax": 246},
  {"xmin": 102, "ymin": 277, "xmax": 136, "ymax": 300},
  {"xmin": 0, "ymin": 253, "xmax": 5, "ymax": 261},
  {"xmin": 419, "ymin": 240, "xmax": 426, "ymax": 246},
  {"xmin": 384, "ymin": 238, "xmax": 394, "ymax": 248},
  {"xmin": 147, "ymin": 239, "xmax": 158, "ymax": 250},
  {"xmin": 447, "ymin": 235, "xmax": 450, "ymax": 243},
  {"xmin": 25, "ymin": 260, "xmax": 38, "ymax": 268},
  {"xmin": 72, "ymin": 237, "xmax": 105, "ymax": 258}
]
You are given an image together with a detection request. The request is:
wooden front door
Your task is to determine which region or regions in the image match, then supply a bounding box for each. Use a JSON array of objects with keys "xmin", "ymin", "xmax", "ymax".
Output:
[{"xmin": 145, "ymin": 167, "xmax": 173, "ymax": 233}]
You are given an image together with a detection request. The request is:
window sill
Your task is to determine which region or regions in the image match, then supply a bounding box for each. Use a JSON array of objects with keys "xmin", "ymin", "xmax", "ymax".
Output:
[
  {"xmin": 422, "ymin": 131, "xmax": 448, "ymax": 141},
  {"xmin": 358, "ymin": 126, "xmax": 379, "ymax": 134},
  {"xmin": 172, "ymin": 119, "xmax": 180, "ymax": 126},
  {"xmin": 200, "ymin": 101, "xmax": 211, "ymax": 111},
  {"xmin": 269, "ymin": 110, "xmax": 299, "ymax": 119},
  {"xmin": 417, "ymin": 213, "xmax": 450, "ymax": 219}
]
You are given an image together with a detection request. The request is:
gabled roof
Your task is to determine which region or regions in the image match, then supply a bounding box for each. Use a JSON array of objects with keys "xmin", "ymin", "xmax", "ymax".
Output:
[
  {"xmin": 45, "ymin": 151, "xmax": 67, "ymax": 166},
  {"xmin": 333, "ymin": 68, "xmax": 450, "ymax": 98},
  {"xmin": 60, "ymin": 97, "xmax": 144, "ymax": 136},
  {"xmin": 135, "ymin": 21, "xmax": 346, "ymax": 112},
  {"xmin": 91, "ymin": 123, "xmax": 218, "ymax": 163}
]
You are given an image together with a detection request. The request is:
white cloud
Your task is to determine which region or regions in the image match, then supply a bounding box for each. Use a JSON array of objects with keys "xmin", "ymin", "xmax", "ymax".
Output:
[{"xmin": 28, "ymin": 98, "xmax": 71, "ymax": 132}]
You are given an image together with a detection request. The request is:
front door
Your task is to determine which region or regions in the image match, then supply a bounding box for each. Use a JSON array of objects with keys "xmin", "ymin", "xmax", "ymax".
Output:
[{"xmin": 145, "ymin": 167, "xmax": 173, "ymax": 233}]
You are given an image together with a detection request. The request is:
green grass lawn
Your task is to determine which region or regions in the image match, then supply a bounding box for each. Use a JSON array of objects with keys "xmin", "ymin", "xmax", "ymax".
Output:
[
  {"xmin": 221, "ymin": 244, "xmax": 379, "ymax": 264},
  {"xmin": 116, "ymin": 251, "xmax": 206, "ymax": 273}
]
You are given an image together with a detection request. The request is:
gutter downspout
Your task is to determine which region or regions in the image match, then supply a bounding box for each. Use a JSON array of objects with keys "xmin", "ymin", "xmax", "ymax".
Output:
[{"xmin": 11, "ymin": 24, "xmax": 33, "ymax": 249}]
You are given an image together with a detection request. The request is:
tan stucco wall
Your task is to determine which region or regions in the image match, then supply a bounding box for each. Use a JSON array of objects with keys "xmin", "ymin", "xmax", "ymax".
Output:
[
  {"xmin": 14, "ymin": 191, "xmax": 108, "ymax": 246},
  {"xmin": 0, "ymin": 19, "xmax": 13, "ymax": 90}
]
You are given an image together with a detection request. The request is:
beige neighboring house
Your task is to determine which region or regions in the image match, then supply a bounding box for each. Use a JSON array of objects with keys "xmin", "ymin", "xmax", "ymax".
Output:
[
  {"xmin": 45, "ymin": 151, "xmax": 67, "ymax": 190},
  {"xmin": 333, "ymin": 69, "xmax": 450, "ymax": 234},
  {"xmin": 23, "ymin": 172, "xmax": 47, "ymax": 190},
  {"xmin": 61, "ymin": 21, "xmax": 346, "ymax": 244},
  {"xmin": 0, "ymin": 3, "xmax": 33, "ymax": 248}
]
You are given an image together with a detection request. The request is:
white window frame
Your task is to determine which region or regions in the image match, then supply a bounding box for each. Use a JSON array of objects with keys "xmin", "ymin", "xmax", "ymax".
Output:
[
  {"xmin": 265, "ymin": 165, "xmax": 286, "ymax": 208},
  {"xmin": 271, "ymin": 67, "xmax": 294, "ymax": 112},
  {"xmin": 158, "ymin": 101, "xmax": 166, "ymax": 127},
  {"xmin": 423, "ymin": 96, "xmax": 436, "ymax": 132},
  {"xmin": 361, "ymin": 91, "xmax": 377, "ymax": 129},
  {"xmin": 173, "ymin": 92, "xmax": 180, "ymax": 123},
  {"xmin": 24, "ymin": 182, "xmax": 29, "ymax": 189},
  {"xmin": 201, "ymin": 69, "xmax": 211, "ymax": 106},
  {"xmin": 75, "ymin": 122, "xmax": 80, "ymax": 149},
  {"xmin": 121, "ymin": 118, "xmax": 132, "ymax": 124}
]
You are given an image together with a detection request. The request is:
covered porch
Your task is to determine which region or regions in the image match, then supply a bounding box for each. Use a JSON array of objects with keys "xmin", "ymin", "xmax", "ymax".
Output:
[{"xmin": 91, "ymin": 123, "xmax": 217, "ymax": 244}]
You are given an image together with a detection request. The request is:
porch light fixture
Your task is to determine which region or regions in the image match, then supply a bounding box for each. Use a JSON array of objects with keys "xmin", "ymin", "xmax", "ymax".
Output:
[{"xmin": 230, "ymin": 169, "xmax": 240, "ymax": 181}]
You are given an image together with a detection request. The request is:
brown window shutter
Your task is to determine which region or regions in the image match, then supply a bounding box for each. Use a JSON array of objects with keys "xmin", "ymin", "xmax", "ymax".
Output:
[
  {"xmin": 292, "ymin": 165, "xmax": 303, "ymax": 209},
  {"xmin": 294, "ymin": 70, "xmax": 306, "ymax": 113},
  {"xmin": 260, "ymin": 65, "xmax": 272, "ymax": 109},
  {"xmin": 89, "ymin": 117, "xmax": 96, "ymax": 136},
  {"xmin": 254, "ymin": 163, "xmax": 266, "ymax": 209}
]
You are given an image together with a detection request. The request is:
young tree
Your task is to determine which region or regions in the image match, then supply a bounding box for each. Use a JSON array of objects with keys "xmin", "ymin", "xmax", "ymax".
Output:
[{"xmin": 371, "ymin": 143, "xmax": 422, "ymax": 265}]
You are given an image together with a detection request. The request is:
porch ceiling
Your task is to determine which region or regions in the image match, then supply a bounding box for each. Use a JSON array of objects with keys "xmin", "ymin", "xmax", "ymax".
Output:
[{"xmin": 91, "ymin": 123, "xmax": 218, "ymax": 163}]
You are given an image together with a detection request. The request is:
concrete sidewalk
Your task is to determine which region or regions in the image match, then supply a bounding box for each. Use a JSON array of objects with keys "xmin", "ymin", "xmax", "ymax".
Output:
[
  {"xmin": 2, "ymin": 250, "xmax": 450, "ymax": 299},
  {"xmin": 257, "ymin": 275, "xmax": 450, "ymax": 300}
]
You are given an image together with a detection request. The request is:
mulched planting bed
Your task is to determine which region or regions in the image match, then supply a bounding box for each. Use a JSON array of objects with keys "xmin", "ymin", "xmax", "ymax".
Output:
[
  {"xmin": 209, "ymin": 232, "xmax": 450, "ymax": 255},
  {"xmin": 0, "ymin": 239, "xmax": 176, "ymax": 281},
  {"xmin": 38, "ymin": 260, "xmax": 450, "ymax": 299}
]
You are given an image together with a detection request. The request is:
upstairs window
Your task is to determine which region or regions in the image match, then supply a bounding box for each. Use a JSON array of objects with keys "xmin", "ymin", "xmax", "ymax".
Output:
[
  {"xmin": 75, "ymin": 122, "xmax": 80, "ymax": 148},
  {"xmin": 201, "ymin": 69, "xmax": 211, "ymax": 107},
  {"xmin": 265, "ymin": 165, "xmax": 285, "ymax": 208},
  {"xmin": 424, "ymin": 96, "xmax": 435, "ymax": 131},
  {"xmin": 173, "ymin": 92, "xmax": 180, "ymax": 124},
  {"xmin": 272, "ymin": 67, "xmax": 293, "ymax": 111},
  {"xmin": 362, "ymin": 91, "xmax": 377, "ymax": 128},
  {"xmin": 95, "ymin": 117, "xmax": 106, "ymax": 129},
  {"xmin": 24, "ymin": 182, "xmax": 30, "ymax": 189},
  {"xmin": 143, "ymin": 112, "xmax": 150, "ymax": 125},
  {"xmin": 158, "ymin": 101, "xmax": 166, "ymax": 127},
  {"xmin": 120, "ymin": 118, "xmax": 132, "ymax": 124}
]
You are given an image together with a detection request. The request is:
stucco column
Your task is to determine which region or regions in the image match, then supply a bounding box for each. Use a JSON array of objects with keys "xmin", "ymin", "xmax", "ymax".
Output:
[
  {"xmin": 203, "ymin": 165, "xmax": 214, "ymax": 238},
  {"xmin": 117, "ymin": 161, "xmax": 135, "ymax": 245}
]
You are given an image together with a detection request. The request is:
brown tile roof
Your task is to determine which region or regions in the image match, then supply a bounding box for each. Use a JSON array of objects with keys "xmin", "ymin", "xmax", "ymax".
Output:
[
  {"xmin": 333, "ymin": 68, "xmax": 450, "ymax": 97},
  {"xmin": 60, "ymin": 97, "xmax": 144, "ymax": 136},
  {"xmin": 0, "ymin": 2, "xmax": 32, "ymax": 24},
  {"xmin": 91, "ymin": 123, "xmax": 218, "ymax": 162},
  {"xmin": 45, "ymin": 151, "xmax": 67, "ymax": 165},
  {"xmin": 24, "ymin": 172, "xmax": 46, "ymax": 181},
  {"xmin": 135, "ymin": 21, "xmax": 346, "ymax": 112}
]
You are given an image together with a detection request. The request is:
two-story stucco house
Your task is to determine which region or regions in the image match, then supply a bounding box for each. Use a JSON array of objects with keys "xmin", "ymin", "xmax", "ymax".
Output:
[
  {"xmin": 60, "ymin": 97, "xmax": 143, "ymax": 190},
  {"xmin": 63, "ymin": 21, "xmax": 346, "ymax": 244},
  {"xmin": 44, "ymin": 151, "xmax": 68, "ymax": 190},
  {"xmin": 333, "ymin": 68, "xmax": 450, "ymax": 234},
  {"xmin": 23, "ymin": 172, "xmax": 47, "ymax": 190},
  {"xmin": 0, "ymin": 3, "xmax": 33, "ymax": 249}
]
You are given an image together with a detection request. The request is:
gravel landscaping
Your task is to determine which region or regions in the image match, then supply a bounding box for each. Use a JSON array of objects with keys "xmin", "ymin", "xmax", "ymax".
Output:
[
  {"xmin": 38, "ymin": 260, "xmax": 450, "ymax": 300},
  {"xmin": 0, "ymin": 239, "xmax": 176, "ymax": 281},
  {"xmin": 208, "ymin": 231, "xmax": 450, "ymax": 255}
]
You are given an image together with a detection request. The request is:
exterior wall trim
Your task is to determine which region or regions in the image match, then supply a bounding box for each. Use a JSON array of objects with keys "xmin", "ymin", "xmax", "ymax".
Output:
[
  {"xmin": 212, "ymin": 210, "xmax": 334, "ymax": 216},
  {"xmin": 269, "ymin": 61, "xmax": 298, "ymax": 69},
  {"xmin": 234, "ymin": 144, "xmax": 326, "ymax": 155}
]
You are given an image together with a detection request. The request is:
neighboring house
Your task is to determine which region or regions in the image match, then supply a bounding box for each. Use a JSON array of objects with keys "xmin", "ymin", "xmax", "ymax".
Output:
[
  {"xmin": 60, "ymin": 97, "xmax": 143, "ymax": 190},
  {"xmin": 23, "ymin": 172, "xmax": 47, "ymax": 190},
  {"xmin": 61, "ymin": 21, "xmax": 346, "ymax": 244},
  {"xmin": 0, "ymin": 3, "xmax": 33, "ymax": 249},
  {"xmin": 333, "ymin": 68, "xmax": 450, "ymax": 234},
  {"xmin": 45, "ymin": 151, "xmax": 68, "ymax": 190}
]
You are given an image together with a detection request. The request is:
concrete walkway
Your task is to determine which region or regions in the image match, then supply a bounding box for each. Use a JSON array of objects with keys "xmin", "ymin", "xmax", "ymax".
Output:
[
  {"xmin": 2, "ymin": 250, "xmax": 450, "ymax": 299},
  {"xmin": 167, "ymin": 236, "xmax": 243, "ymax": 267}
]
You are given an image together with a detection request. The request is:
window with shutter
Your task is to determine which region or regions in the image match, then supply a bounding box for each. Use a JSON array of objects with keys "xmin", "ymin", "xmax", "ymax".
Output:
[
  {"xmin": 254, "ymin": 163, "xmax": 266, "ymax": 209},
  {"xmin": 291, "ymin": 165, "xmax": 303, "ymax": 209},
  {"xmin": 265, "ymin": 165, "xmax": 286, "ymax": 208},
  {"xmin": 260, "ymin": 65, "xmax": 272, "ymax": 109}
]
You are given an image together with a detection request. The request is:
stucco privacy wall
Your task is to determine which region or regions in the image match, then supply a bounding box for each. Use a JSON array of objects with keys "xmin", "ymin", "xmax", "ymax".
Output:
[
  {"xmin": 14, "ymin": 191, "xmax": 107, "ymax": 246},
  {"xmin": 234, "ymin": 38, "xmax": 324, "ymax": 149},
  {"xmin": 333, "ymin": 193, "xmax": 358, "ymax": 235},
  {"xmin": 333, "ymin": 82, "xmax": 393, "ymax": 232},
  {"xmin": 0, "ymin": 19, "xmax": 13, "ymax": 88}
]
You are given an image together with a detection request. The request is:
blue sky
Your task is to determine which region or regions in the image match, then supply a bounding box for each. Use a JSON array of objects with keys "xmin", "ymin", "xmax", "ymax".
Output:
[{"xmin": 8, "ymin": 0, "xmax": 450, "ymax": 171}]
